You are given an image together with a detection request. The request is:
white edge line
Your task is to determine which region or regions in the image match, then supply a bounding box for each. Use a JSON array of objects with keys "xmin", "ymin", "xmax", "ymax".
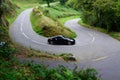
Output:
[
  {"xmin": 22, "ymin": 32, "xmax": 29, "ymax": 39},
  {"xmin": 20, "ymin": 11, "xmax": 44, "ymax": 45},
  {"xmin": 88, "ymin": 33, "xmax": 95, "ymax": 43}
]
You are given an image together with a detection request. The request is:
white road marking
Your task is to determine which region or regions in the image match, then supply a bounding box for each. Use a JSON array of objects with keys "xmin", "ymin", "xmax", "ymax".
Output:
[
  {"xmin": 88, "ymin": 33, "xmax": 95, "ymax": 43},
  {"xmin": 20, "ymin": 14, "xmax": 26, "ymax": 32},
  {"xmin": 92, "ymin": 56, "xmax": 108, "ymax": 61},
  {"xmin": 20, "ymin": 14, "xmax": 31, "ymax": 40},
  {"xmin": 20, "ymin": 11, "xmax": 43, "ymax": 45},
  {"xmin": 22, "ymin": 32, "xmax": 29, "ymax": 39}
]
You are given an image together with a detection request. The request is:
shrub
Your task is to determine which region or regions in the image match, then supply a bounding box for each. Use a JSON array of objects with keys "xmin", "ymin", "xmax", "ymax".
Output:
[
  {"xmin": 0, "ymin": 59, "xmax": 100, "ymax": 80},
  {"xmin": 67, "ymin": 0, "xmax": 120, "ymax": 32},
  {"xmin": 28, "ymin": 64, "xmax": 100, "ymax": 80},
  {"xmin": 0, "ymin": 42, "xmax": 15, "ymax": 59}
]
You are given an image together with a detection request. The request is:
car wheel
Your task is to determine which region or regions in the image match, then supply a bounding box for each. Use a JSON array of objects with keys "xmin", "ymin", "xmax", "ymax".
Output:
[
  {"xmin": 67, "ymin": 42, "xmax": 71, "ymax": 45},
  {"xmin": 49, "ymin": 41, "xmax": 53, "ymax": 44}
]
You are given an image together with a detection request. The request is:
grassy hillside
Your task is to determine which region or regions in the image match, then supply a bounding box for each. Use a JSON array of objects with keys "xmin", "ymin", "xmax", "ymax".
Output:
[
  {"xmin": 44, "ymin": 4, "xmax": 80, "ymax": 20},
  {"xmin": 31, "ymin": 4, "xmax": 80, "ymax": 38},
  {"xmin": 44, "ymin": 4, "xmax": 81, "ymax": 24}
]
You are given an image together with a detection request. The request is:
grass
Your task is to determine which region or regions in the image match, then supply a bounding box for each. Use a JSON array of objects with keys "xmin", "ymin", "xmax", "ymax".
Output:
[
  {"xmin": 60, "ymin": 53, "xmax": 76, "ymax": 62},
  {"xmin": 30, "ymin": 6, "xmax": 77, "ymax": 38},
  {"xmin": 109, "ymin": 32, "xmax": 120, "ymax": 41},
  {"xmin": 58, "ymin": 16, "xmax": 80, "ymax": 24},
  {"xmin": 78, "ymin": 20, "xmax": 120, "ymax": 41},
  {"xmin": 7, "ymin": 0, "xmax": 40, "ymax": 24},
  {"xmin": 44, "ymin": 4, "xmax": 80, "ymax": 20}
]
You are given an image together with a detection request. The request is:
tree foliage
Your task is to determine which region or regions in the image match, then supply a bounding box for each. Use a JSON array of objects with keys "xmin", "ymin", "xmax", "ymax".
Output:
[
  {"xmin": 67, "ymin": 0, "xmax": 120, "ymax": 32},
  {"xmin": 60, "ymin": 0, "xmax": 68, "ymax": 5},
  {"xmin": 0, "ymin": 0, "xmax": 17, "ymax": 27},
  {"xmin": 45, "ymin": 0, "xmax": 55, "ymax": 7}
]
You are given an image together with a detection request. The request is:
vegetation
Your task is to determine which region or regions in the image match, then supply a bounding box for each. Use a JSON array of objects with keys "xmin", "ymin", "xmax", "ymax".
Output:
[
  {"xmin": 0, "ymin": 42, "xmax": 100, "ymax": 80},
  {"xmin": 30, "ymin": 4, "xmax": 79, "ymax": 38},
  {"xmin": 60, "ymin": 0, "xmax": 68, "ymax": 5},
  {"xmin": 10, "ymin": 0, "xmax": 40, "ymax": 19},
  {"xmin": 11, "ymin": 0, "xmax": 44, "ymax": 4},
  {"xmin": 67, "ymin": 0, "xmax": 120, "ymax": 32},
  {"xmin": 59, "ymin": 16, "xmax": 80, "ymax": 24},
  {"xmin": 60, "ymin": 53, "xmax": 76, "ymax": 61},
  {"xmin": 44, "ymin": 4, "xmax": 80, "ymax": 20},
  {"xmin": 109, "ymin": 32, "xmax": 120, "ymax": 41},
  {"xmin": 0, "ymin": 1, "xmax": 18, "ymax": 64},
  {"xmin": 44, "ymin": 0, "xmax": 68, "ymax": 7},
  {"xmin": 45, "ymin": 0, "xmax": 54, "ymax": 7},
  {"xmin": 0, "ymin": 43, "xmax": 100, "ymax": 80},
  {"xmin": 66, "ymin": 0, "xmax": 120, "ymax": 40},
  {"xmin": 0, "ymin": 0, "xmax": 18, "ymax": 27},
  {"xmin": 0, "ymin": 42, "xmax": 16, "ymax": 59},
  {"xmin": 0, "ymin": 57, "xmax": 100, "ymax": 80}
]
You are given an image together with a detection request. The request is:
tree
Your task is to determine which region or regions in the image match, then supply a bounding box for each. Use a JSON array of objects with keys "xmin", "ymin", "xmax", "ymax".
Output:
[
  {"xmin": 46, "ymin": 0, "xmax": 50, "ymax": 7},
  {"xmin": 0, "ymin": 0, "xmax": 17, "ymax": 27},
  {"xmin": 45, "ymin": 0, "xmax": 55, "ymax": 7},
  {"xmin": 67, "ymin": 0, "xmax": 95, "ymax": 10},
  {"xmin": 67, "ymin": 0, "xmax": 120, "ymax": 32},
  {"xmin": 93, "ymin": 0, "xmax": 116, "ymax": 32},
  {"xmin": 60, "ymin": 0, "xmax": 68, "ymax": 5}
]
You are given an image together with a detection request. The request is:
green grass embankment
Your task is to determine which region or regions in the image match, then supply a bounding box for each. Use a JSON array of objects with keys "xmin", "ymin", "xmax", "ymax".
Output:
[{"xmin": 31, "ymin": 4, "xmax": 80, "ymax": 38}]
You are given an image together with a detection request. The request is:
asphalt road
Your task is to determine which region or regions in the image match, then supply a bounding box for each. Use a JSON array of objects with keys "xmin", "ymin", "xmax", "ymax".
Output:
[{"xmin": 9, "ymin": 9, "xmax": 120, "ymax": 80}]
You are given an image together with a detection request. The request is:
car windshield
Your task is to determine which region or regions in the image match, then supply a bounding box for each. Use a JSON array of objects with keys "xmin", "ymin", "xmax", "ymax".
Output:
[{"xmin": 52, "ymin": 35, "xmax": 64, "ymax": 38}]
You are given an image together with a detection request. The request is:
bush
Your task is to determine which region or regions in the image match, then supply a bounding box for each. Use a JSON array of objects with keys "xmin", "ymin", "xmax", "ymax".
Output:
[
  {"xmin": 0, "ymin": 59, "xmax": 101, "ymax": 80},
  {"xmin": 60, "ymin": 0, "xmax": 68, "ymax": 5},
  {"xmin": 0, "ymin": 42, "xmax": 15, "ymax": 59},
  {"xmin": 0, "ymin": 0, "xmax": 18, "ymax": 27},
  {"xmin": 44, "ymin": 4, "xmax": 79, "ymax": 19},
  {"xmin": 28, "ymin": 64, "xmax": 100, "ymax": 80}
]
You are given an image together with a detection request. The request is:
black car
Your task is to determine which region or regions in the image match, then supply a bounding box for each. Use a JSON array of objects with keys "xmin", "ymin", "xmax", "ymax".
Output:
[{"xmin": 48, "ymin": 35, "xmax": 75, "ymax": 45}]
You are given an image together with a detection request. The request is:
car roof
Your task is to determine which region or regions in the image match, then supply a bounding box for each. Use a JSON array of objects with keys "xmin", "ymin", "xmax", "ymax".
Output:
[{"xmin": 51, "ymin": 35, "xmax": 63, "ymax": 38}]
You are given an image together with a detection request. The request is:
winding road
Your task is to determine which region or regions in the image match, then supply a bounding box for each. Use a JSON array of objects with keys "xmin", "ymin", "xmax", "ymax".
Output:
[{"xmin": 9, "ymin": 9, "xmax": 120, "ymax": 80}]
